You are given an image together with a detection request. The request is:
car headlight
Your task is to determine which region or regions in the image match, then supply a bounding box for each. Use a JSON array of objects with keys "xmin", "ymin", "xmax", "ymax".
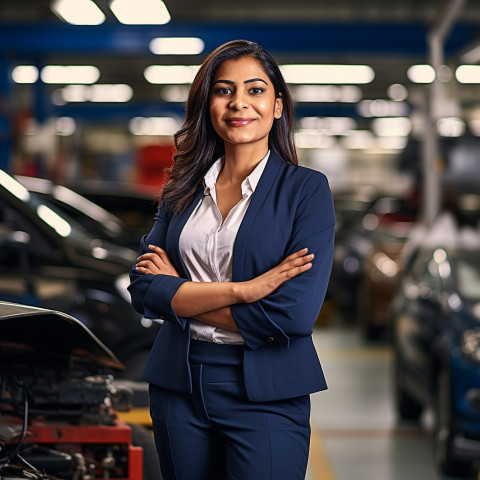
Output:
[
  {"xmin": 115, "ymin": 273, "xmax": 131, "ymax": 303},
  {"xmin": 462, "ymin": 330, "xmax": 480, "ymax": 363}
]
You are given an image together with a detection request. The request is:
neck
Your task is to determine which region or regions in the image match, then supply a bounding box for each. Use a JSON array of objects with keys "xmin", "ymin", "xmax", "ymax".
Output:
[{"xmin": 221, "ymin": 143, "xmax": 269, "ymax": 182}]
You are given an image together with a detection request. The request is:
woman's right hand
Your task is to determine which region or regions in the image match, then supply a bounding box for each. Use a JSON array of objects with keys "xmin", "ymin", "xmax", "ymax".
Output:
[{"xmin": 241, "ymin": 248, "xmax": 314, "ymax": 304}]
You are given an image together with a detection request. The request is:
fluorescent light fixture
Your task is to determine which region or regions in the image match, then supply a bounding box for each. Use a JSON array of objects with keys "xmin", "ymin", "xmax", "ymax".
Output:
[
  {"xmin": 110, "ymin": 0, "xmax": 170, "ymax": 24},
  {"xmin": 407, "ymin": 64, "xmax": 435, "ymax": 84},
  {"xmin": 11, "ymin": 65, "xmax": 39, "ymax": 84},
  {"xmin": 280, "ymin": 65, "xmax": 375, "ymax": 84},
  {"xmin": 376, "ymin": 136, "xmax": 408, "ymax": 150},
  {"xmin": 161, "ymin": 85, "xmax": 190, "ymax": 102},
  {"xmin": 60, "ymin": 84, "xmax": 133, "ymax": 102},
  {"xmin": 455, "ymin": 65, "xmax": 480, "ymax": 84},
  {"xmin": 341, "ymin": 130, "xmax": 374, "ymax": 150},
  {"xmin": 295, "ymin": 130, "xmax": 336, "ymax": 149},
  {"xmin": 150, "ymin": 37, "xmax": 205, "ymax": 55},
  {"xmin": 51, "ymin": 0, "xmax": 105, "ymax": 25},
  {"xmin": 372, "ymin": 117, "xmax": 411, "ymax": 137},
  {"xmin": 129, "ymin": 117, "xmax": 181, "ymax": 136},
  {"xmin": 358, "ymin": 99, "xmax": 408, "ymax": 118},
  {"xmin": 298, "ymin": 117, "xmax": 356, "ymax": 135},
  {"xmin": 436, "ymin": 117, "xmax": 465, "ymax": 137},
  {"xmin": 0, "ymin": 170, "xmax": 30, "ymax": 202},
  {"xmin": 37, "ymin": 204, "xmax": 72, "ymax": 237},
  {"xmin": 144, "ymin": 65, "xmax": 200, "ymax": 84},
  {"xmin": 469, "ymin": 119, "xmax": 480, "ymax": 136},
  {"xmin": 41, "ymin": 65, "xmax": 100, "ymax": 84},
  {"xmin": 291, "ymin": 85, "xmax": 362, "ymax": 103},
  {"xmin": 387, "ymin": 83, "xmax": 408, "ymax": 101}
]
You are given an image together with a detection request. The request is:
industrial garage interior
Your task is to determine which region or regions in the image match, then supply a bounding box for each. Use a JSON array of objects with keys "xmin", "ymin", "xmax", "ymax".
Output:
[{"xmin": 1, "ymin": 1, "xmax": 480, "ymax": 479}]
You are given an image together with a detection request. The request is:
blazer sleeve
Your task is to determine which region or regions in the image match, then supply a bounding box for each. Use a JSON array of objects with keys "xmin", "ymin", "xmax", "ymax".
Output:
[
  {"xmin": 127, "ymin": 202, "xmax": 189, "ymax": 328},
  {"xmin": 231, "ymin": 172, "xmax": 335, "ymax": 350}
]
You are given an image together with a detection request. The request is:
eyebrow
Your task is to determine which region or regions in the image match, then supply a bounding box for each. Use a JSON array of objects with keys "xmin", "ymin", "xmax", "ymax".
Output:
[{"xmin": 213, "ymin": 78, "xmax": 269, "ymax": 86}]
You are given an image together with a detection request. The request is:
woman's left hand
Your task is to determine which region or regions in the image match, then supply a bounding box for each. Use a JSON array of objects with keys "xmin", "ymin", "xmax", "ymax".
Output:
[{"xmin": 135, "ymin": 245, "xmax": 180, "ymax": 277}]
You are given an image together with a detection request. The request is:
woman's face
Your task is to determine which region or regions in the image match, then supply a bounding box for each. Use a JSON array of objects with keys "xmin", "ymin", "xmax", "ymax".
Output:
[{"xmin": 209, "ymin": 56, "xmax": 283, "ymax": 151}]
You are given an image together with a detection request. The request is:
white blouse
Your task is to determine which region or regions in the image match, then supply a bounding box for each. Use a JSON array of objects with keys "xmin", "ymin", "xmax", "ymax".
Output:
[{"xmin": 179, "ymin": 151, "xmax": 270, "ymax": 344}]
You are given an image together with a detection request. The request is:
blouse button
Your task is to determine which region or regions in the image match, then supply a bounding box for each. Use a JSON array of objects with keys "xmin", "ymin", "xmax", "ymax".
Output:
[{"xmin": 266, "ymin": 336, "xmax": 275, "ymax": 343}]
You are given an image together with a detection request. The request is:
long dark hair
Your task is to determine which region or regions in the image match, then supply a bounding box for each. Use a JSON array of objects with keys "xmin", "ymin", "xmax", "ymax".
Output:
[{"xmin": 160, "ymin": 39, "xmax": 298, "ymax": 214}]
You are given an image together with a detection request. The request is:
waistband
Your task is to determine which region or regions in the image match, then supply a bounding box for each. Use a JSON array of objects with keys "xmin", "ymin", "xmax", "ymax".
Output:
[{"xmin": 189, "ymin": 339, "xmax": 244, "ymax": 367}]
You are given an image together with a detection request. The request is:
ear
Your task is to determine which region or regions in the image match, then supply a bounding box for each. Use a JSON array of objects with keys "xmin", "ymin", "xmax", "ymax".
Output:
[{"xmin": 274, "ymin": 96, "xmax": 283, "ymax": 119}]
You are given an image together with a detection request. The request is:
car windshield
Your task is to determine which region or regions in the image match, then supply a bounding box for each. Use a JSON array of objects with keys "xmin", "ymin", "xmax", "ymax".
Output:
[{"xmin": 453, "ymin": 253, "xmax": 480, "ymax": 302}]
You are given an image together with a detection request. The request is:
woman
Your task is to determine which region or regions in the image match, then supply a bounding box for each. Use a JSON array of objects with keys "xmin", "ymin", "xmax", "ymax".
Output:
[{"xmin": 128, "ymin": 39, "xmax": 335, "ymax": 480}]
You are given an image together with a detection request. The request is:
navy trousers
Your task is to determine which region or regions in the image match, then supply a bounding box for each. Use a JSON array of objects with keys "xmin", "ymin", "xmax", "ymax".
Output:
[{"xmin": 149, "ymin": 340, "xmax": 311, "ymax": 480}]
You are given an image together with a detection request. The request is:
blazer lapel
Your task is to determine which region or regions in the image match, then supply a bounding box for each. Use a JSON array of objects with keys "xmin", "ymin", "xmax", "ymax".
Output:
[
  {"xmin": 232, "ymin": 152, "xmax": 284, "ymax": 281},
  {"xmin": 166, "ymin": 187, "xmax": 203, "ymax": 279}
]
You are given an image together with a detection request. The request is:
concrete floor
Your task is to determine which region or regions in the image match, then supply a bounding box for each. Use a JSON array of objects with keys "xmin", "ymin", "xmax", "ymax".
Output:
[{"xmin": 305, "ymin": 325, "xmax": 473, "ymax": 480}]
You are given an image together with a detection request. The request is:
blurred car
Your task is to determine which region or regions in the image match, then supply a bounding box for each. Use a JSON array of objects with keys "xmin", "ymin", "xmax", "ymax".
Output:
[
  {"xmin": 0, "ymin": 169, "xmax": 160, "ymax": 381},
  {"xmin": 391, "ymin": 216, "xmax": 480, "ymax": 476},
  {"xmin": 0, "ymin": 301, "xmax": 161, "ymax": 480},
  {"xmin": 67, "ymin": 181, "xmax": 158, "ymax": 249},
  {"xmin": 15, "ymin": 175, "xmax": 136, "ymax": 248},
  {"xmin": 334, "ymin": 194, "xmax": 418, "ymax": 338}
]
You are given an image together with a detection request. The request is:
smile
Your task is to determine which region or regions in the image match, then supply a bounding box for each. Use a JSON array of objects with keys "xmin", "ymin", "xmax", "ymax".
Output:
[{"xmin": 226, "ymin": 118, "xmax": 255, "ymax": 127}]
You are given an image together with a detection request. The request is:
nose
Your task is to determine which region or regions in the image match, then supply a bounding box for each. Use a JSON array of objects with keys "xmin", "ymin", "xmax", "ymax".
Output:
[{"xmin": 229, "ymin": 91, "xmax": 248, "ymax": 110}]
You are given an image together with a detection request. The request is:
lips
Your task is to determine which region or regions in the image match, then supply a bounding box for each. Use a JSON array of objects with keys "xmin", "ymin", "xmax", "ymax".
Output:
[{"xmin": 226, "ymin": 118, "xmax": 254, "ymax": 127}]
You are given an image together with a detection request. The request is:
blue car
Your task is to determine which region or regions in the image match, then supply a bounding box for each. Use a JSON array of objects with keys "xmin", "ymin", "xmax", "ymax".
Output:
[{"xmin": 392, "ymin": 229, "xmax": 480, "ymax": 476}]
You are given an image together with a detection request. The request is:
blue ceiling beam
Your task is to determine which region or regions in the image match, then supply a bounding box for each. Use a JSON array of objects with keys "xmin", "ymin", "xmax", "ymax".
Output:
[{"xmin": 1, "ymin": 22, "xmax": 477, "ymax": 58}]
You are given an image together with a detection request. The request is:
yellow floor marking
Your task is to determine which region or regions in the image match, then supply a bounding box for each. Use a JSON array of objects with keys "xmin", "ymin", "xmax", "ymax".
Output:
[
  {"xmin": 309, "ymin": 428, "xmax": 337, "ymax": 480},
  {"xmin": 116, "ymin": 407, "xmax": 152, "ymax": 427},
  {"xmin": 319, "ymin": 347, "xmax": 392, "ymax": 360}
]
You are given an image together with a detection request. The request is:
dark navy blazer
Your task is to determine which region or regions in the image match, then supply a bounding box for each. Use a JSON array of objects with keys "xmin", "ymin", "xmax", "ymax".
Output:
[{"xmin": 128, "ymin": 151, "xmax": 335, "ymax": 402}]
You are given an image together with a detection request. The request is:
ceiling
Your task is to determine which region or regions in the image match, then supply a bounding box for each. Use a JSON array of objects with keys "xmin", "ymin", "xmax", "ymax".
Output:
[{"xmin": 2, "ymin": 0, "xmax": 480, "ymax": 125}]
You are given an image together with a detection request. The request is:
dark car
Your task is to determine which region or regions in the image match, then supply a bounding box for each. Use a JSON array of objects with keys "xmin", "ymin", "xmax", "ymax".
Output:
[
  {"xmin": 391, "ymin": 218, "xmax": 480, "ymax": 476},
  {"xmin": 334, "ymin": 194, "xmax": 418, "ymax": 338},
  {"xmin": 0, "ymin": 169, "xmax": 160, "ymax": 380},
  {"xmin": 67, "ymin": 180, "xmax": 158, "ymax": 249}
]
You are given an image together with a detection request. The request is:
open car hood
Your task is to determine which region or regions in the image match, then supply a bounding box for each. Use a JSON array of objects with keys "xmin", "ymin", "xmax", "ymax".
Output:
[{"xmin": 0, "ymin": 301, "xmax": 123, "ymax": 370}]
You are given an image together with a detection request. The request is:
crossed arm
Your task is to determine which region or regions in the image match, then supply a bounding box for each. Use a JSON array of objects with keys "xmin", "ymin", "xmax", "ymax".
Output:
[{"xmin": 134, "ymin": 245, "xmax": 314, "ymax": 332}]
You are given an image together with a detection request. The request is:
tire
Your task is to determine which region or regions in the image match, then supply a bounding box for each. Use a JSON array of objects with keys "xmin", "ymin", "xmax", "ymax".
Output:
[
  {"xmin": 129, "ymin": 424, "xmax": 163, "ymax": 480},
  {"xmin": 393, "ymin": 349, "xmax": 422, "ymax": 421},
  {"xmin": 433, "ymin": 368, "xmax": 472, "ymax": 477}
]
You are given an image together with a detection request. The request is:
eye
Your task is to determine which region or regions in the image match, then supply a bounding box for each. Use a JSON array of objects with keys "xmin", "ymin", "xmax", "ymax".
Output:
[
  {"xmin": 249, "ymin": 87, "xmax": 265, "ymax": 95},
  {"xmin": 214, "ymin": 87, "xmax": 232, "ymax": 95}
]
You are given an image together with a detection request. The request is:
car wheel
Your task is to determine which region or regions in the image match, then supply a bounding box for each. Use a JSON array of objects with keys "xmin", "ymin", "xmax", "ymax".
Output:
[
  {"xmin": 433, "ymin": 368, "xmax": 472, "ymax": 477},
  {"xmin": 129, "ymin": 423, "xmax": 163, "ymax": 480},
  {"xmin": 393, "ymin": 349, "xmax": 422, "ymax": 421}
]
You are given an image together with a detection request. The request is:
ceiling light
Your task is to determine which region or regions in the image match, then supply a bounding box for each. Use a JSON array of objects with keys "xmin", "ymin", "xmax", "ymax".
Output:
[
  {"xmin": 280, "ymin": 65, "xmax": 375, "ymax": 84},
  {"xmin": 436, "ymin": 117, "xmax": 465, "ymax": 137},
  {"xmin": 110, "ymin": 0, "xmax": 170, "ymax": 24},
  {"xmin": 387, "ymin": 83, "xmax": 408, "ymax": 101},
  {"xmin": 295, "ymin": 131, "xmax": 336, "ymax": 149},
  {"xmin": 342, "ymin": 131, "xmax": 374, "ymax": 149},
  {"xmin": 376, "ymin": 136, "xmax": 408, "ymax": 150},
  {"xmin": 58, "ymin": 84, "xmax": 133, "ymax": 102},
  {"xmin": 161, "ymin": 85, "xmax": 190, "ymax": 102},
  {"xmin": 51, "ymin": 0, "xmax": 105, "ymax": 25},
  {"xmin": 41, "ymin": 65, "xmax": 100, "ymax": 84},
  {"xmin": 291, "ymin": 85, "xmax": 362, "ymax": 103},
  {"xmin": 11, "ymin": 65, "xmax": 39, "ymax": 84},
  {"xmin": 407, "ymin": 64, "xmax": 435, "ymax": 84},
  {"xmin": 298, "ymin": 117, "xmax": 356, "ymax": 135},
  {"xmin": 372, "ymin": 117, "xmax": 411, "ymax": 137},
  {"xmin": 129, "ymin": 117, "xmax": 181, "ymax": 136},
  {"xmin": 144, "ymin": 65, "xmax": 200, "ymax": 84},
  {"xmin": 358, "ymin": 99, "xmax": 408, "ymax": 118},
  {"xmin": 150, "ymin": 37, "xmax": 205, "ymax": 55},
  {"xmin": 455, "ymin": 65, "xmax": 480, "ymax": 84}
]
